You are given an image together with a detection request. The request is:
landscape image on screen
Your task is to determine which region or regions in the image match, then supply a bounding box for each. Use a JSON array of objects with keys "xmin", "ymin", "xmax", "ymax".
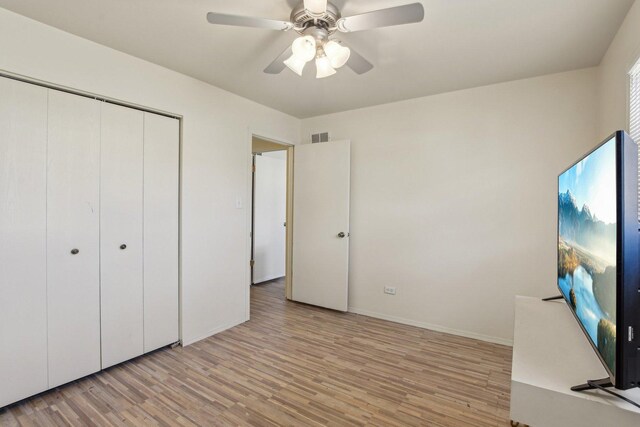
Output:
[{"xmin": 558, "ymin": 138, "xmax": 617, "ymax": 374}]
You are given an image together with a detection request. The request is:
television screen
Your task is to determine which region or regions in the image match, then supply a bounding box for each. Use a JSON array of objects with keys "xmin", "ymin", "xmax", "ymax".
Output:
[{"xmin": 558, "ymin": 137, "xmax": 617, "ymax": 375}]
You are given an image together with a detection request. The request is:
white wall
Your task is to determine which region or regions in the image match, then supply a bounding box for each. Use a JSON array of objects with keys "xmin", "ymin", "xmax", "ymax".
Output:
[
  {"xmin": 598, "ymin": 0, "xmax": 640, "ymax": 138},
  {"xmin": 302, "ymin": 69, "xmax": 599, "ymax": 344},
  {"xmin": 0, "ymin": 8, "xmax": 300, "ymax": 345}
]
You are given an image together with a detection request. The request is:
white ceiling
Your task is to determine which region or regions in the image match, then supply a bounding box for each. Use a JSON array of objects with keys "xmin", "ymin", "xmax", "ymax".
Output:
[{"xmin": 0, "ymin": 0, "xmax": 634, "ymax": 118}]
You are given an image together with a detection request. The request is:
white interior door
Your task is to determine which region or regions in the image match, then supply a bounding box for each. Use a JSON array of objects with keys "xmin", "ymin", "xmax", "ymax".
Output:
[
  {"xmin": 143, "ymin": 113, "xmax": 180, "ymax": 352},
  {"xmin": 254, "ymin": 151, "xmax": 287, "ymax": 284},
  {"xmin": 47, "ymin": 90, "xmax": 102, "ymax": 387},
  {"xmin": 0, "ymin": 78, "xmax": 48, "ymax": 407},
  {"xmin": 292, "ymin": 140, "xmax": 350, "ymax": 311},
  {"xmin": 101, "ymin": 103, "xmax": 144, "ymax": 369}
]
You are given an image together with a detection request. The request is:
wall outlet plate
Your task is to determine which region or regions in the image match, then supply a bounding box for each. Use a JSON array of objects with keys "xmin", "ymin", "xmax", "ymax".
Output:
[{"xmin": 384, "ymin": 286, "xmax": 397, "ymax": 295}]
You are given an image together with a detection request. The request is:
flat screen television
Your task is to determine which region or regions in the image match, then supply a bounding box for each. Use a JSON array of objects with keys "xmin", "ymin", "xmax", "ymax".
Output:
[{"xmin": 557, "ymin": 130, "xmax": 640, "ymax": 390}]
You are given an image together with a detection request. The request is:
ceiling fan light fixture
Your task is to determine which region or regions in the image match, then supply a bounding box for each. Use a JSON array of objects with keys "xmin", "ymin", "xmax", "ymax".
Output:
[
  {"xmin": 315, "ymin": 55, "xmax": 336, "ymax": 79},
  {"xmin": 323, "ymin": 41, "xmax": 351, "ymax": 69},
  {"xmin": 291, "ymin": 35, "xmax": 317, "ymax": 62},
  {"xmin": 284, "ymin": 55, "xmax": 307, "ymax": 76},
  {"xmin": 208, "ymin": 1, "xmax": 426, "ymax": 78},
  {"xmin": 304, "ymin": 0, "xmax": 328, "ymax": 16}
]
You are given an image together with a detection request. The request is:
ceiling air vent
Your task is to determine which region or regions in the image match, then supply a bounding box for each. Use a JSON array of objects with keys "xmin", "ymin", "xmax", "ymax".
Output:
[{"xmin": 311, "ymin": 132, "xmax": 330, "ymax": 143}]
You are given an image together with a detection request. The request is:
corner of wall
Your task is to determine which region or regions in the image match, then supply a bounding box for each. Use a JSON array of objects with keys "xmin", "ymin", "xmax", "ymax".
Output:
[{"xmin": 596, "ymin": 0, "xmax": 640, "ymax": 138}]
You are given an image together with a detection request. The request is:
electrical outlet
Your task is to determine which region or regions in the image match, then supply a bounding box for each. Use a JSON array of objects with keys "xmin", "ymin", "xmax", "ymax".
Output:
[{"xmin": 384, "ymin": 286, "xmax": 397, "ymax": 295}]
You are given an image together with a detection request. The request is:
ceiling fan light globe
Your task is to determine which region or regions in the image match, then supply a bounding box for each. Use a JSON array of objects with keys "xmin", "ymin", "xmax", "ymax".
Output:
[
  {"xmin": 324, "ymin": 41, "xmax": 351, "ymax": 69},
  {"xmin": 291, "ymin": 35, "xmax": 317, "ymax": 63},
  {"xmin": 284, "ymin": 55, "xmax": 307, "ymax": 76},
  {"xmin": 315, "ymin": 56, "xmax": 336, "ymax": 79}
]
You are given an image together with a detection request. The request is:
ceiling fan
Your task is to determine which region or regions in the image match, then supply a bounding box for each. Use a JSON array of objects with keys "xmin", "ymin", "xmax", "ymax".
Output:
[{"xmin": 206, "ymin": 0, "xmax": 425, "ymax": 78}]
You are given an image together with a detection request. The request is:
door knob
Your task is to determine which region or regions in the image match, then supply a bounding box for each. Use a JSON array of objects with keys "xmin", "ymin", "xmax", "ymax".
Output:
[
  {"xmin": 120, "ymin": 244, "xmax": 127, "ymax": 250},
  {"xmin": 337, "ymin": 232, "xmax": 346, "ymax": 238},
  {"xmin": 70, "ymin": 248, "xmax": 79, "ymax": 255}
]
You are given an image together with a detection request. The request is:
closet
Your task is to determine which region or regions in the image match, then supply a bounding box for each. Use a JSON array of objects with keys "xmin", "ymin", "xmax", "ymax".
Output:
[{"xmin": 0, "ymin": 76, "xmax": 179, "ymax": 408}]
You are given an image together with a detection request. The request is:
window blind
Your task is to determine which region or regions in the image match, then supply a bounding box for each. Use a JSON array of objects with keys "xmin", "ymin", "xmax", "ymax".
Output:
[
  {"xmin": 630, "ymin": 61, "xmax": 640, "ymax": 143},
  {"xmin": 630, "ymin": 61, "xmax": 640, "ymax": 220}
]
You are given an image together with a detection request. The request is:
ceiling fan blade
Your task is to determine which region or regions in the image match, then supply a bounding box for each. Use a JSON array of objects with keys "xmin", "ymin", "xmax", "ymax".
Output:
[
  {"xmin": 304, "ymin": 0, "xmax": 328, "ymax": 16},
  {"xmin": 346, "ymin": 48, "xmax": 374, "ymax": 75},
  {"xmin": 336, "ymin": 3, "xmax": 425, "ymax": 33},
  {"xmin": 264, "ymin": 46, "xmax": 294, "ymax": 74},
  {"xmin": 207, "ymin": 12, "xmax": 293, "ymax": 31}
]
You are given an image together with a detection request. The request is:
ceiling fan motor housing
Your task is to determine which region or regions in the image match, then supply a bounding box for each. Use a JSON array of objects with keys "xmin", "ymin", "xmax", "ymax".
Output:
[
  {"xmin": 291, "ymin": 1, "xmax": 340, "ymax": 35},
  {"xmin": 303, "ymin": 26, "xmax": 330, "ymax": 47}
]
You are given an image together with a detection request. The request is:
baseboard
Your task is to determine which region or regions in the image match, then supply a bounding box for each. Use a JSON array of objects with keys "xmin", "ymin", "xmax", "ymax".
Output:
[
  {"xmin": 181, "ymin": 318, "xmax": 248, "ymax": 347},
  {"xmin": 347, "ymin": 307, "xmax": 513, "ymax": 347}
]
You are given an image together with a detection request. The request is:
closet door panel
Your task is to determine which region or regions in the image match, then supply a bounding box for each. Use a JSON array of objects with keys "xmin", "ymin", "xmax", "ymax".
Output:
[
  {"xmin": 143, "ymin": 113, "xmax": 179, "ymax": 352},
  {"xmin": 0, "ymin": 78, "xmax": 48, "ymax": 407},
  {"xmin": 47, "ymin": 90, "xmax": 101, "ymax": 388},
  {"xmin": 101, "ymin": 103, "xmax": 144, "ymax": 368}
]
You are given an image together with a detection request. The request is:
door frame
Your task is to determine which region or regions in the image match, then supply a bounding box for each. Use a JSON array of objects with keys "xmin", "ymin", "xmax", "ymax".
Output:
[{"xmin": 246, "ymin": 131, "xmax": 295, "ymax": 320}]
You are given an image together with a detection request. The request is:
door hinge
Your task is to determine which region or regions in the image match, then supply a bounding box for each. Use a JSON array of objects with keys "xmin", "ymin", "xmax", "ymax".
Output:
[
  {"xmin": 252, "ymin": 164, "xmax": 256, "ymax": 173},
  {"xmin": 250, "ymin": 259, "xmax": 255, "ymax": 267}
]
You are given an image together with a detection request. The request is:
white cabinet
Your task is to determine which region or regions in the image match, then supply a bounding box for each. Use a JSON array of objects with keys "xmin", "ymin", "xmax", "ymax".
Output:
[
  {"xmin": 0, "ymin": 78, "xmax": 48, "ymax": 408},
  {"xmin": 100, "ymin": 103, "xmax": 145, "ymax": 369},
  {"xmin": 143, "ymin": 113, "xmax": 180, "ymax": 352},
  {"xmin": 47, "ymin": 90, "xmax": 102, "ymax": 387},
  {"xmin": 0, "ymin": 75, "xmax": 179, "ymax": 408}
]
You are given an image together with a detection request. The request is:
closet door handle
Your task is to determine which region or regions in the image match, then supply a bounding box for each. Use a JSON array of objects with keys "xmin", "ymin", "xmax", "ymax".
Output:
[
  {"xmin": 70, "ymin": 249, "xmax": 79, "ymax": 255},
  {"xmin": 120, "ymin": 244, "xmax": 127, "ymax": 250}
]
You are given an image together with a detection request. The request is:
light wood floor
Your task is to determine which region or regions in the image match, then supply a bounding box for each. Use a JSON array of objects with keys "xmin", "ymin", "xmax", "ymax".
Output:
[{"xmin": 0, "ymin": 279, "xmax": 513, "ymax": 426}]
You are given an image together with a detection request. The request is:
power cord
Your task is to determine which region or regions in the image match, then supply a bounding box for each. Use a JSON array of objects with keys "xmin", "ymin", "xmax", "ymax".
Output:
[{"xmin": 586, "ymin": 380, "xmax": 640, "ymax": 409}]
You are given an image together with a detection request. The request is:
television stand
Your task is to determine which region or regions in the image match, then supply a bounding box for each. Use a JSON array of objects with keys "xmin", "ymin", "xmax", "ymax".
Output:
[
  {"xmin": 542, "ymin": 295, "xmax": 563, "ymax": 301},
  {"xmin": 572, "ymin": 378, "xmax": 614, "ymax": 392},
  {"xmin": 511, "ymin": 297, "xmax": 640, "ymax": 426}
]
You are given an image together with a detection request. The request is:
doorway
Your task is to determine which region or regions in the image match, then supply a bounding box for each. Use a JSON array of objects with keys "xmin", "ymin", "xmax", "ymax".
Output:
[
  {"xmin": 251, "ymin": 136, "xmax": 293, "ymax": 300},
  {"xmin": 248, "ymin": 135, "xmax": 352, "ymax": 314}
]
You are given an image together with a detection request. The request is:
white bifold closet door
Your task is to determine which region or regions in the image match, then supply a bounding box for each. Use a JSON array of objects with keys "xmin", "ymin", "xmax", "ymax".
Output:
[
  {"xmin": 47, "ymin": 90, "xmax": 102, "ymax": 387},
  {"xmin": 0, "ymin": 76, "xmax": 179, "ymax": 408},
  {"xmin": 0, "ymin": 78, "xmax": 48, "ymax": 408},
  {"xmin": 100, "ymin": 103, "xmax": 144, "ymax": 369},
  {"xmin": 143, "ymin": 113, "xmax": 180, "ymax": 352}
]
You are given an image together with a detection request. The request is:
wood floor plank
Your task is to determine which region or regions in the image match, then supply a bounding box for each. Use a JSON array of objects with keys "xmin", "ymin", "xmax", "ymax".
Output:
[{"xmin": 0, "ymin": 279, "xmax": 513, "ymax": 426}]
